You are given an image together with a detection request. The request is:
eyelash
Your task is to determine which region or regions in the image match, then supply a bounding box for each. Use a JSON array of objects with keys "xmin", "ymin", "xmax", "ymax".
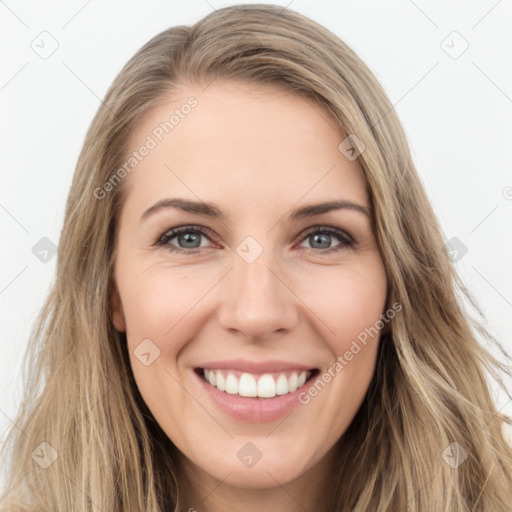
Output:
[{"xmin": 155, "ymin": 224, "xmax": 356, "ymax": 256}]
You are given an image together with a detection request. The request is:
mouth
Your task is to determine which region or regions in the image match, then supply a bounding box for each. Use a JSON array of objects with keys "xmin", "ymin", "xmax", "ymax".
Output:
[{"xmin": 194, "ymin": 367, "xmax": 320, "ymax": 399}]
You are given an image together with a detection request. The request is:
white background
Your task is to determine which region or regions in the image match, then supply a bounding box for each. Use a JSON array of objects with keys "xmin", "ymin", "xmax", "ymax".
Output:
[{"xmin": 1, "ymin": 0, "xmax": 512, "ymax": 445}]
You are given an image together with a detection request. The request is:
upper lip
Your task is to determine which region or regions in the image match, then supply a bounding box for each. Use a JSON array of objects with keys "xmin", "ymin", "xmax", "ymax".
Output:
[{"xmin": 197, "ymin": 359, "xmax": 317, "ymax": 374}]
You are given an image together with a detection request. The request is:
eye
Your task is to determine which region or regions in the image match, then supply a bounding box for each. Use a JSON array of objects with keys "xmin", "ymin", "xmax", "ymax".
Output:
[
  {"xmin": 154, "ymin": 224, "xmax": 356, "ymax": 255},
  {"xmin": 155, "ymin": 225, "xmax": 218, "ymax": 254},
  {"xmin": 296, "ymin": 226, "xmax": 355, "ymax": 255}
]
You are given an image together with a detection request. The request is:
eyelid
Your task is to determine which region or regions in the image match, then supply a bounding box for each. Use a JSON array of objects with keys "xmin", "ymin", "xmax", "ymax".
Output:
[
  {"xmin": 295, "ymin": 224, "xmax": 355, "ymax": 245},
  {"xmin": 155, "ymin": 224, "xmax": 220, "ymax": 247}
]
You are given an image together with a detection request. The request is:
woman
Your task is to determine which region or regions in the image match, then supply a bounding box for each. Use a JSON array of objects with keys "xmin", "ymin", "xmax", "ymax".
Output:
[{"xmin": 1, "ymin": 4, "xmax": 511, "ymax": 511}]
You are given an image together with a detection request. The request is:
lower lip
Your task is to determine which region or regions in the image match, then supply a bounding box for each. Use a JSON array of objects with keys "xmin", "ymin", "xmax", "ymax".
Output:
[{"xmin": 195, "ymin": 370, "xmax": 316, "ymax": 423}]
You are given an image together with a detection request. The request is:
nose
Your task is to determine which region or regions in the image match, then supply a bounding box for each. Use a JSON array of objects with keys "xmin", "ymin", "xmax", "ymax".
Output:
[{"xmin": 217, "ymin": 251, "xmax": 299, "ymax": 342}]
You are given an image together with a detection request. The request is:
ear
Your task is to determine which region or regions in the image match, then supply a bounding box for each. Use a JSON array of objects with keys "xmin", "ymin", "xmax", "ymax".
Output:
[{"xmin": 110, "ymin": 283, "xmax": 126, "ymax": 333}]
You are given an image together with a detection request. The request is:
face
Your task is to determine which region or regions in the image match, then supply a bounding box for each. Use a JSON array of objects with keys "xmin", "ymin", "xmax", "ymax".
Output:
[{"xmin": 111, "ymin": 80, "xmax": 388, "ymax": 496}]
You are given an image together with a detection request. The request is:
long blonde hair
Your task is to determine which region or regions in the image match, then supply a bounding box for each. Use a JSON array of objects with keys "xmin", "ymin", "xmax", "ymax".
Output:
[{"xmin": 1, "ymin": 4, "xmax": 511, "ymax": 510}]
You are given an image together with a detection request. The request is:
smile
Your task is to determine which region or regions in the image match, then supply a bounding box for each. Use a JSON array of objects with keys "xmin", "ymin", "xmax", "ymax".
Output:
[
  {"xmin": 194, "ymin": 360, "xmax": 320, "ymax": 422},
  {"xmin": 201, "ymin": 368, "xmax": 312, "ymax": 398}
]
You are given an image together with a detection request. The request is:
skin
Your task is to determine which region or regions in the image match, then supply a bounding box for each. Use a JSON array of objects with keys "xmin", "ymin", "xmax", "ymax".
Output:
[{"xmin": 111, "ymin": 80, "xmax": 388, "ymax": 512}]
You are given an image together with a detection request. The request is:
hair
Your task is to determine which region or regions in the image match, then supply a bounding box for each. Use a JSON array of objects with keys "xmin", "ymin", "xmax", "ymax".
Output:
[{"xmin": 1, "ymin": 3, "xmax": 511, "ymax": 511}]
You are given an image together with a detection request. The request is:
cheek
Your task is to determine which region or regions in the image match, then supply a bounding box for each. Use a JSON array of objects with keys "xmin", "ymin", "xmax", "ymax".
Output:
[
  {"xmin": 285, "ymin": 273, "xmax": 385, "ymax": 442},
  {"xmin": 118, "ymin": 267, "xmax": 203, "ymax": 428},
  {"xmin": 295, "ymin": 262, "xmax": 387, "ymax": 351},
  {"xmin": 295, "ymin": 262, "xmax": 386, "ymax": 411},
  {"xmin": 120, "ymin": 266, "xmax": 218, "ymax": 344}
]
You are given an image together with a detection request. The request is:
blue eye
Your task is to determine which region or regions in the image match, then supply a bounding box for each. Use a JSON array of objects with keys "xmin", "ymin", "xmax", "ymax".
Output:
[
  {"xmin": 298, "ymin": 226, "xmax": 355, "ymax": 254},
  {"xmin": 155, "ymin": 225, "xmax": 355, "ymax": 255},
  {"xmin": 156, "ymin": 225, "xmax": 214, "ymax": 253}
]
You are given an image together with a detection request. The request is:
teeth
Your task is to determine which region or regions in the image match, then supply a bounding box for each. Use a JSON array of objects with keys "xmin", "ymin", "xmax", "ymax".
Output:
[
  {"xmin": 215, "ymin": 371, "xmax": 225, "ymax": 391},
  {"xmin": 239, "ymin": 373, "xmax": 257, "ymax": 397},
  {"xmin": 203, "ymin": 369, "xmax": 311, "ymax": 398},
  {"xmin": 288, "ymin": 372, "xmax": 299, "ymax": 392},
  {"xmin": 225, "ymin": 373, "xmax": 238, "ymax": 394},
  {"xmin": 257, "ymin": 374, "xmax": 276, "ymax": 398},
  {"xmin": 276, "ymin": 374, "xmax": 288, "ymax": 395}
]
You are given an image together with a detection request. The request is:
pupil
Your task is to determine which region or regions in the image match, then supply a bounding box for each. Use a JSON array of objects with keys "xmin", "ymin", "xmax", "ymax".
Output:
[
  {"xmin": 312, "ymin": 233, "xmax": 330, "ymax": 249},
  {"xmin": 181, "ymin": 232, "xmax": 200, "ymax": 248}
]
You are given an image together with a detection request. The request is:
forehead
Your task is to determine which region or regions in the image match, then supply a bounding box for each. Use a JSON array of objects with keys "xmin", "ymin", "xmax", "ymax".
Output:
[{"xmin": 121, "ymin": 80, "xmax": 368, "ymax": 216}]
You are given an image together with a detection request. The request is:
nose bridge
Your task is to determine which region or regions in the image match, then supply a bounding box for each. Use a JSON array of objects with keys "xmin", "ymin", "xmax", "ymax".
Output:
[
  {"xmin": 235, "ymin": 250, "xmax": 279, "ymax": 305},
  {"xmin": 218, "ymin": 243, "xmax": 298, "ymax": 339}
]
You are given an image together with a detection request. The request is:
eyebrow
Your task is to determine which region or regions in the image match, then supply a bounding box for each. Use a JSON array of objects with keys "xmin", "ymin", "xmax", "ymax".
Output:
[{"xmin": 140, "ymin": 197, "xmax": 371, "ymax": 223}]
